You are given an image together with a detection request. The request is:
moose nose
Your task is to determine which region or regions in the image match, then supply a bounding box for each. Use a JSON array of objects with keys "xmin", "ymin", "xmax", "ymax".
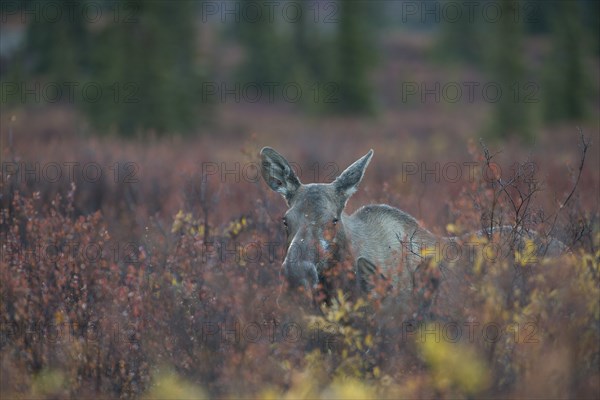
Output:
[{"xmin": 283, "ymin": 260, "xmax": 319, "ymax": 289}]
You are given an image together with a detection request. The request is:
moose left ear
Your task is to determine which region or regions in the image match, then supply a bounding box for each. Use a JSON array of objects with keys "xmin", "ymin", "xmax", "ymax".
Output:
[
  {"xmin": 333, "ymin": 149, "xmax": 373, "ymax": 201},
  {"xmin": 260, "ymin": 147, "xmax": 302, "ymax": 204}
]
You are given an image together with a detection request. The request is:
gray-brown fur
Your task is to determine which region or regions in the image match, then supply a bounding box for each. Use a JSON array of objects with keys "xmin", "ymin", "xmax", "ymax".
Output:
[
  {"xmin": 260, "ymin": 147, "xmax": 565, "ymax": 295},
  {"xmin": 260, "ymin": 147, "xmax": 439, "ymax": 293}
]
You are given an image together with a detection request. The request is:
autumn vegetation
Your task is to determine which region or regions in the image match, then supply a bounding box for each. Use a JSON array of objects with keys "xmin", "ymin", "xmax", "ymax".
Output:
[{"xmin": 1, "ymin": 117, "xmax": 598, "ymax": 399}]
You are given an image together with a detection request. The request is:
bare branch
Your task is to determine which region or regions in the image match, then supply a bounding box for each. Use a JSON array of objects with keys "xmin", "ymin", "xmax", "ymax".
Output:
[{"xmin": 546, "ymin": 128, "xmax": 590, "ymax": 241}]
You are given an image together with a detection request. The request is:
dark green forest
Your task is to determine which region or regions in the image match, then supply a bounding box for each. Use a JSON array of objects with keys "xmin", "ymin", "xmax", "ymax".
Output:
[{"xmin": 3, "ymin": 0, "xmax": 597, "ymax": 137}]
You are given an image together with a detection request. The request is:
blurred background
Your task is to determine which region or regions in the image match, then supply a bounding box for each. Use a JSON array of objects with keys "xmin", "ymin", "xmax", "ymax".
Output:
[{"xmin": 1, "ymin": 0, "xmax": 598, "ymax": 136}]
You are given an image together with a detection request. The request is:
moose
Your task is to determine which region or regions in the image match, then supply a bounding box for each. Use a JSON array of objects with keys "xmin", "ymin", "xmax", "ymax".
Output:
[{"xmin": 259, "ymin": 147, "xmax": 565, "ymax": 298}]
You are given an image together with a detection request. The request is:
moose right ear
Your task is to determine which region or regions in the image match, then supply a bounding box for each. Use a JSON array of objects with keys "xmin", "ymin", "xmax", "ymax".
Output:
[
  {"xmin": 332, "ymin": 149, "xmax": 373, "ymax": 205},
  {"xmin": 260, "ymin": 147, "xmax": 301, "ymax": 203}
]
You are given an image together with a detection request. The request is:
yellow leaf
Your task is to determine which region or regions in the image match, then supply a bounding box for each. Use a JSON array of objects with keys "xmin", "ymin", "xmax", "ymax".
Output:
[{"xmin": 446, "ymin": 223, "xmax": 458, "ymax": 234}]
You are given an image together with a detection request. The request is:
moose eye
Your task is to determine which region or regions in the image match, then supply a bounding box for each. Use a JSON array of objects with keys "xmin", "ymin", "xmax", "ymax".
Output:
[
  {"xmin": 332, "ymin": 218, "xmax": 339, "ymax": 225},
  {"xmin": 282, "ymin": 218, "xmax": 288, "ymax": 227}
]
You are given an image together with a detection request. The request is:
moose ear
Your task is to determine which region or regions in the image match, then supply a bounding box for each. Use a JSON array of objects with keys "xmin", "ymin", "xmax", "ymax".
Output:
[
  {"xmin": 260, "ymin": 147, "xmax": 301, "ymax": 203},
  {"xmin": 333, "ymin": 149, "xmax": 373, "ymax": 202}
]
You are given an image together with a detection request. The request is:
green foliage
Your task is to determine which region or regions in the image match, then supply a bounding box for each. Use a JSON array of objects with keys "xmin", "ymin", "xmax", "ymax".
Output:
[
  {"xmin": 334, "ymin": 0, "xmax": 374, "ymax": 114},
  {"xmin": 94, "ymin": 1, "xmax": 203, "ymax": 136},
  {"xmin": 433, "ymin": 0, "xmax": 534, "ymax": 140},
  {"xmin": 434, "ymin": 0, "xmax": 595, "ymax": 141},
  {"xmin": 542, "ymin": 1, "xmax": 591, "ymax": 122},
  {"xmin": 434, "ymin": 3, "xmax": 487, "ymax": 65},
  {"xmin": 23, "ymin": 0, "xmax": 91, "ymax": 82},
  {"xmin": 234, "ymin": 0, "xmax": 376, "ymax": 114},
  {"xmin": 19, "ymin": 0, "xmax": 204, "ymax": 136},
  {"xmin": 484, "ymin": 0, "xmax": 533, "ymax": 141},
  {"xmin": 236, "ymin": 2, "xmax": 287, "ymax": 85}
]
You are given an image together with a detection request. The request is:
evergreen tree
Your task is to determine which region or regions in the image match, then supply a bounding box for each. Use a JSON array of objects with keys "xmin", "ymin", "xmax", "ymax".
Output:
[
  {"xmin": 335, "ymin": 0, "xmax": 373, "ymax": 113},
  {"xmin": 542, "ymin": 0, "xmax": 589, "ymax": 122},
  {"xmin": 234, "ymin": 0, "xmax": 376, "ymax": 114},
  {"xmin": 23, "ymin": 0, "xmax": 91, "ymax": 82},
  {"xmin": 435, "ymin": 1, "xmax": 486, "ymax": 66},
  {"xmin": 486, "ymin": 0, "xmax": 532, "ymax": 141},
  {"xmin": 20, "ymin": 0, "xmax": 203, "ymax": 136},
  {"xmin": 236, "ymin": 1, "xmax": 285, "ymax": 84},
  {"xmin": 289, "ymin": 0, "xmax": 336, "ymax": 112}
]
